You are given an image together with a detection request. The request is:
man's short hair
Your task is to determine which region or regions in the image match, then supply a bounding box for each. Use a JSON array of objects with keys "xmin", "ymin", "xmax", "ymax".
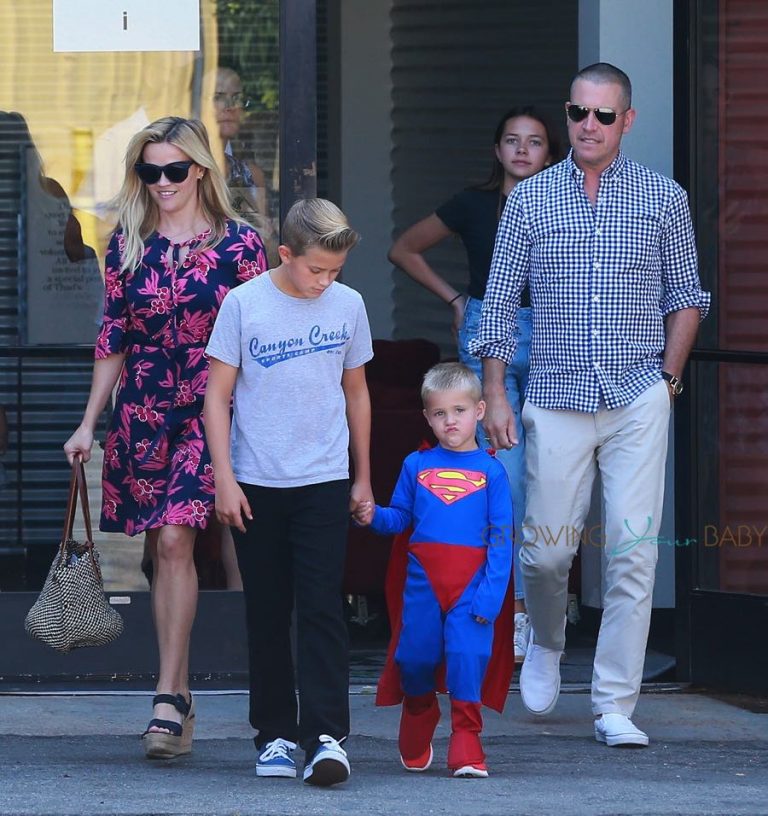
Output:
[
  {"xmin": 421, "ymin": 362, "xmax": 482, "ymax": 404},
  {"xmin": 572, "ymin": 62, "xmax": 632, "ymax": 109},
  {"xmin": 281, "ymin": 197, "xmax": 360, "ymax": 256}
]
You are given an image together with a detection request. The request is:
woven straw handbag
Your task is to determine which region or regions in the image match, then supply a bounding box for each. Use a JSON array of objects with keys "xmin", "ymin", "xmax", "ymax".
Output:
[{"xmin": 25, "ymin": 458, "xmax": 124, "ymax": 653}]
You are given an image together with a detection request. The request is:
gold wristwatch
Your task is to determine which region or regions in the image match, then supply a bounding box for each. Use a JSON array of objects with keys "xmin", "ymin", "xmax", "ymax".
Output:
[{"xmin": 661, "ymin": 371, "xmax": 683, "ymax": 396}]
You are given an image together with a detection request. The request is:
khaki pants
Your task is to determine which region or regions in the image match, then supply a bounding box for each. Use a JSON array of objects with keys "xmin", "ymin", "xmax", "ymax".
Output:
[{"xmin": 520, "ymin": 381, "xmax": 671, "ymax": 717}]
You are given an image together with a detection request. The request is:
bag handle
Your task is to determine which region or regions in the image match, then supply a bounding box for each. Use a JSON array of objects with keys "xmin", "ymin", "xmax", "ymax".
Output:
[{"xmin": 58, "ymin": 456, "xmax": 98, "ymax": 577}]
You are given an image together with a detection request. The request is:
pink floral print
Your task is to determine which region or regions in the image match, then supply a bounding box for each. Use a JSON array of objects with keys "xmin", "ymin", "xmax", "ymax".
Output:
[{"xmin": 95, "ymin": 220, "xmax": 267, "ymax": 534}]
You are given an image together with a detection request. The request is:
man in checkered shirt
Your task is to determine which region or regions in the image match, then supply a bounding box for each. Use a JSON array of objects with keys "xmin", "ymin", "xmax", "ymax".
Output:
[{"xmin": 470, "ymin": 63, "xmax": 709, "ymax": 748}]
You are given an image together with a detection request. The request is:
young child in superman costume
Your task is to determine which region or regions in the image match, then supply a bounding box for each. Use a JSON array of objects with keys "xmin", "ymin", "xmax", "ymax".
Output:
[{"xmin": 355, "ymin": 362, "xmax": 513, "ymax": 777}]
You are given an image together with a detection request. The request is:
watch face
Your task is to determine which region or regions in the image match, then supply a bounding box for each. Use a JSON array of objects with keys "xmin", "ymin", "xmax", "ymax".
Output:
[{"xmin": 662, "ymin": 372, "xmax": 683, "ymax": 395}]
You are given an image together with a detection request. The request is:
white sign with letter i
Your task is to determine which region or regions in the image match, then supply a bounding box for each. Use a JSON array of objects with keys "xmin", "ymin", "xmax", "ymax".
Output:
[{"xmin": 52, "ymin": 0, "xmax": 200, "ymax": 52}]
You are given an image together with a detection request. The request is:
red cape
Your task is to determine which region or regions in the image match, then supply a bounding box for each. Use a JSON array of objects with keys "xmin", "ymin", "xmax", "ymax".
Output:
[{"xmin": 375, "ymin": 529, "xmax": 515, "ymax": 714}]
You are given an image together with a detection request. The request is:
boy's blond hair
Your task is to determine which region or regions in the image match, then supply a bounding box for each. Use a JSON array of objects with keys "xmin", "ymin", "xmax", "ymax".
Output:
[
  {"xmin": 421, "ymin": 362, "xmax": 482, "ymax": 404},
  {"xmin": 282, "ymin": 197, "xmax": 360, "ymax": 255}
]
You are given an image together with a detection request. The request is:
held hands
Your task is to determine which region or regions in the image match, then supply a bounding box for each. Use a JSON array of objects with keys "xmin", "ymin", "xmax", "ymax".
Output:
[
  {"xmin": 215, "ymin": 477, "xmax": 253, "ymax": 534},
  {"xmin": 353, "ymin": 500, "xmax": 374, "ymax": 526},
  {"xmin": 349, "ymin": 480, "xmax": 374, "ymax": 525},
  {"xmin": 64, "ymin": 425, "xmax": 94, "ymax": 465},
  {"xmin": 482, "ymin": 390, "xmax": 518, "ymax": 450}
]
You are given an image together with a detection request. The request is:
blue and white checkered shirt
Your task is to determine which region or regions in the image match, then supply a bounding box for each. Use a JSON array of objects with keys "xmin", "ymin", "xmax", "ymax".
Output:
[{"xmin": 470, "ymin": 150, "xmax": 710, "ymax": 413}]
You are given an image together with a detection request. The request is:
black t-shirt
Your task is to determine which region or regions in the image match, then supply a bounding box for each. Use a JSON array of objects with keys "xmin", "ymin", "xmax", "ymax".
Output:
[{"xmin": 435, "ymin": 187, "xmax": 530, "ymax": 307}]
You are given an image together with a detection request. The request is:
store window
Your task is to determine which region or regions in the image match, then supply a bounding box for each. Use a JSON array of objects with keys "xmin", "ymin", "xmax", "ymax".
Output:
[{"xmin": 0, "ymin": 0, "xmax": 279, "ymax": 592}]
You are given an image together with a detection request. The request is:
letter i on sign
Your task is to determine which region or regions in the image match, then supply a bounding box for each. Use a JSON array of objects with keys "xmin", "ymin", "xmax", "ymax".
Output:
[{"xmin": 123, "ymin": 11, "xmax": 128, "ymax": 30}]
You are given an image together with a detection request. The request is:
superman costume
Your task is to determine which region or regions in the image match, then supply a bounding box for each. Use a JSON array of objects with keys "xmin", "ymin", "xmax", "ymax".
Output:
[{"xmin": 370, "ymin": 445, "xmax": 513, "ymax": 771}]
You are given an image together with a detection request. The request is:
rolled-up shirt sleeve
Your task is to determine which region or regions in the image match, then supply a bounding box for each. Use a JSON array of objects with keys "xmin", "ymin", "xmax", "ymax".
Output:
[
  {"xmin": 468, "ymin": 190, "xmax": 530, "ymax": 363},
  {"xmin": 95, "ymin": 231, "xmax": 129, "ymax": 360},
  {"xmin": 660, "ymin": 184, "xmax": 711, "ymax": 320}
]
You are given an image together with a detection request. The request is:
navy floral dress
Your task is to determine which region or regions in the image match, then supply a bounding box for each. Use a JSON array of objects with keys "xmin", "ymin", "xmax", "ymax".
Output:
[{"xmin": 96, "ymin": 220, "xmax": 267, "ymax": 535}]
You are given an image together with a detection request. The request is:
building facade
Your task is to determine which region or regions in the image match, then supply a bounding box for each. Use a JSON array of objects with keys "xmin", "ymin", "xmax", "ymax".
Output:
[{"xmin": 0, "ymin": 0, "xmax": 765, "ymax": 694}]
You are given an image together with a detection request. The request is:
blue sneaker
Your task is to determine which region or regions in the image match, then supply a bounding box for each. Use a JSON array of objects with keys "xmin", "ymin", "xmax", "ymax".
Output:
[
  {"xmin": 303, "ymin": 735, "xmax": 350, "ymax": 786},
  {"xmin": 256, "ymin": 738, "xmax": 297, "ymax": 778}
]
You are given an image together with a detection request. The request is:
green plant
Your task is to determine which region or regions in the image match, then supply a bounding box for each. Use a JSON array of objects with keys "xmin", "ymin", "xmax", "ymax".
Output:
[{"xmin": 216, "ymin": 0, "xmax": 279, "ymax": 111}]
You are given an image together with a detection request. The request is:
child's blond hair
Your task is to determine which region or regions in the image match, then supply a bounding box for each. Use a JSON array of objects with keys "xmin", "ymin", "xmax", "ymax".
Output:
[
  {"xmin": 421, "ymin": 362, "xmax": 482, "ymax": 404},
  {"xmin": 282, "ymin": 197, "xmax": 360, "ymax": 255}
]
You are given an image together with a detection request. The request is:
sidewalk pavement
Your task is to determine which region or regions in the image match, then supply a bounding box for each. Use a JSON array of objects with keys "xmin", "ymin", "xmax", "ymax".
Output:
[{"xmin": 0, "ymin": 688, "xmax": 766, "ymax": 816}]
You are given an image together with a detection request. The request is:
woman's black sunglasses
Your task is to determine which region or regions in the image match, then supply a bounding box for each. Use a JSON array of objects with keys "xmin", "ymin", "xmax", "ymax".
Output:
[
  {"xmin": 134, "ymin": 160, "xmax": 195, "ymax": 184},
  {"xmin": 566, "ymin": 103, "xmax": 625, "ymax": 126}
]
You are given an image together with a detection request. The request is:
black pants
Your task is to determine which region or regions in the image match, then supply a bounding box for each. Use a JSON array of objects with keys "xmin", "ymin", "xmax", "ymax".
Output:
[{"xmin": 233, "ymin": 479, "xmax": 350, "ymax": 756}]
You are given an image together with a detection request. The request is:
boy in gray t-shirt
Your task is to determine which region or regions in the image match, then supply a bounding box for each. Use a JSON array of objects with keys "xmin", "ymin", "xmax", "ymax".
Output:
[{"xmin": 205, "ymin": 199, "xmax": 373, "ymax": 787}]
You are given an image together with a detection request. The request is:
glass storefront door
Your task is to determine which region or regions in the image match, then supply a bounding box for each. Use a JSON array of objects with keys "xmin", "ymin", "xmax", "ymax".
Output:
[
  {"xmin": 678, "ymin": 0, "xmax": 768, "ymax": 695},
  {"xmin": 0, "ymin": 0, "xmax": 293, "ymax": 684}
]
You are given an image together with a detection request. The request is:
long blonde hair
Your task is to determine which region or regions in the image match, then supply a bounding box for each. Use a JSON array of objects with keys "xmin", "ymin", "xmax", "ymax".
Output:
[{"xmin": 114, "ymin": 116, "xmax": 241, "ymax": 272}]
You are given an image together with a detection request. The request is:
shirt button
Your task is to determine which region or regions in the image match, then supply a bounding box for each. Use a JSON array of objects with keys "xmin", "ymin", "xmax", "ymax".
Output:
[
  {"xmin": 595, "ymin": 227, "xmax": 602, "ymax": 236},
  {"xmin": 592, "ymin": 329, "xmax": 599, "ymax": 338},
  {"xmin": 593, "ymin": 294, "xmax": 600, "ymax": 302},
  {"xmin": 593, "ymin": 262, "xmax": 600, "ymax": 271}
]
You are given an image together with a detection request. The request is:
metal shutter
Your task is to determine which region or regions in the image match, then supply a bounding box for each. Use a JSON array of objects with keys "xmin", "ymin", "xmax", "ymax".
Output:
[{"xmin": 390, "ymin": 0, "xmax": 577, "ymax": 355}]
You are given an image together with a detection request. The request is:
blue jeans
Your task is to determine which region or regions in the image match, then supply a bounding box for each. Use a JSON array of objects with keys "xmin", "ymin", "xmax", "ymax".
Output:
[{"xmin": 459, "ymin": 297, "xmax": 531, "ymax": 601}]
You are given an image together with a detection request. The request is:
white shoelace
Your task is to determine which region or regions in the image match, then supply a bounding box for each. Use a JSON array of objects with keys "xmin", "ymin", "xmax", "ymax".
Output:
[
  {"xmin": 514, "ymin": 614, "xmax": 530, "ymax": 648},
  {"xmin": 260, "ymin": 738, "xmax": 297, "ymax": 761},
  {"xmin": 317, "ymin": 734, "xmax": 347, "ymax": 756}
]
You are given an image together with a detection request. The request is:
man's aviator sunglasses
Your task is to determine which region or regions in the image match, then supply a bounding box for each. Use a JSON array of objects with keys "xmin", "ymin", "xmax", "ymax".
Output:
[
  {"xmin": 134, "ymin": 160, "xmax": 195, "ymax": 184},
  {"xmin": 566, "ymin": 103, "xmax": 626, "ymax": 127}
]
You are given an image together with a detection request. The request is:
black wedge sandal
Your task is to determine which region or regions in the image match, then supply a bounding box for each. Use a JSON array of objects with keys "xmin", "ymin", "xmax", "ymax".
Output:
[{"xmin": 141, "ymin": 693, "xmax": 195, "ymax": 759}]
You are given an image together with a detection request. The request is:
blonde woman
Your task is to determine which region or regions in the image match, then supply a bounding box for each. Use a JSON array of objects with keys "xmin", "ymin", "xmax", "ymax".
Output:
[{"xmin": 64, "ymin": 117, "xmax": 267, "ymax": 758}]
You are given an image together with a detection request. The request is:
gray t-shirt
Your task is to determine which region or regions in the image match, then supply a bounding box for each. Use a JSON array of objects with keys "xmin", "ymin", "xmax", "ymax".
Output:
[{"xmin": 206, "ymin": 271, "xmax": 373, "ymax": 488}]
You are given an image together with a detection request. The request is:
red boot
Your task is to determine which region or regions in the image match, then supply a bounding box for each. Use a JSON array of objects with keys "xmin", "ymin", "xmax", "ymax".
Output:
[
  {"xmin": 447, "ymin": 699, "xmax": 487, "ymax": 778},
  {"xmin": 399, "ymin": 692, "xmax": 441, "ymax": 771}
]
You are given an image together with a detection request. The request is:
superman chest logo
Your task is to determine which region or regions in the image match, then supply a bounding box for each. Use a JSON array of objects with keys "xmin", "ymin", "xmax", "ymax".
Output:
[{"xmin": 417, "ymin": 468, "xmax": 487, "ymax": 505}]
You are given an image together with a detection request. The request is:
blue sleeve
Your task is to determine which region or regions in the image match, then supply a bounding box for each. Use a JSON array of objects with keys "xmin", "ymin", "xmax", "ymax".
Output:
[
  {"xmin": 94, "ymin": 232, "xmax": 129, "ymax": 358},
  {"xmin": 470, "ymin": 461, "xmax": 513, "ymax": 622},
  {"xmin": 370, "ymin": 455, "xmax": 417, "ymax": 536}
]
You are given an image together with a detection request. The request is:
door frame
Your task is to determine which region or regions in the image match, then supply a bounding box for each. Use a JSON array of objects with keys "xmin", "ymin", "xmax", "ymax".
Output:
[
  {"xmin": 675, "ymin": 350, "xmax": 768, "ymax": 696},
  {"xmin": 672, "ymin": 0, "xmax": 768, "ymax": 696}
]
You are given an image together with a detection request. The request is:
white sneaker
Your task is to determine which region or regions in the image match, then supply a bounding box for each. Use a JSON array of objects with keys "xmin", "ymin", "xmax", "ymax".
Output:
[
  {"xmin": 520, "ymin": 642, "xmax": 562, "ymax": 716},
  {"xmin": 514, "ymin": 613, "xmax": 531, "ymax": 664},
  {"xmin": 594, "ymin": 713, "xmax": 649, "ymax": 748},
  {"xmin": 303, "ymin": 734, "xmax": 350, "ymax": 786},
  {"xmin": 452, "ymin": 763, "xmax": 489, "ymax": 778}
]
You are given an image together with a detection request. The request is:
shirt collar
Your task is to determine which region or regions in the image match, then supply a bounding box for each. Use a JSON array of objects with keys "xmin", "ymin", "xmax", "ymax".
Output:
[{"xmin": 566, "ymin": 148, "xmax": 626, "ymax": 182}]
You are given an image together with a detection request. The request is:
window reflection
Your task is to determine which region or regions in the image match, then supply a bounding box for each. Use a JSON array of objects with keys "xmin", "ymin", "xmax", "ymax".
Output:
[
  {"xmin": 210, "ymin": 65, "xmax": 279, "ymax": 265},
  {"xmin": 0, "ymin": 0, "xmax": 279, "ymax": 592}
]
